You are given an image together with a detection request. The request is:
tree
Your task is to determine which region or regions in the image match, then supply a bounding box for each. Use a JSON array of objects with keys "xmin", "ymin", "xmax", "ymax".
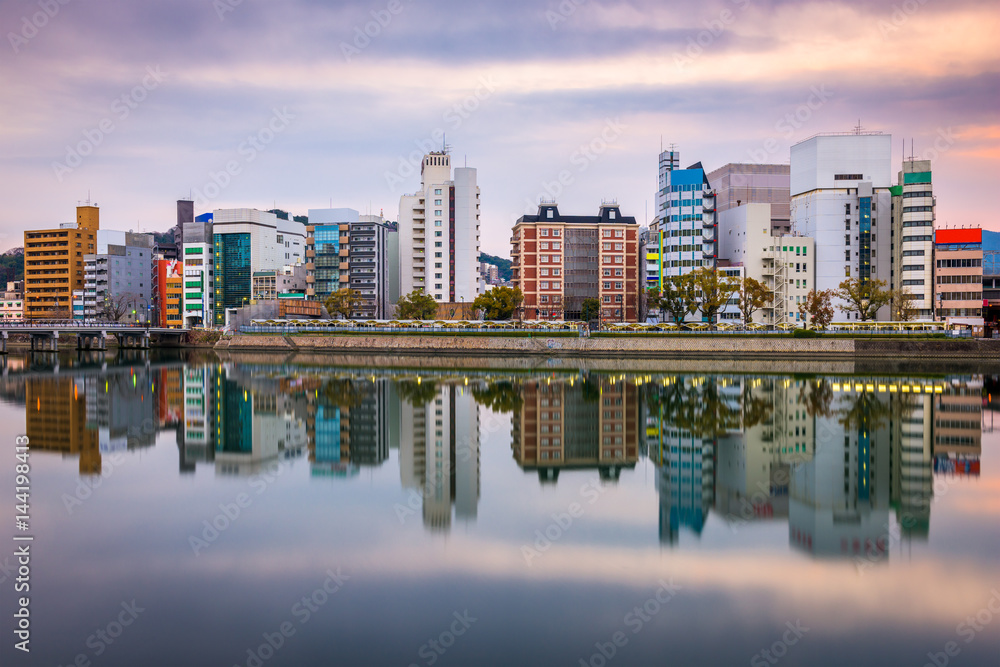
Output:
[
  {"xmin": 396, "ymin": 289, "xmax": 438, "ymax": 320},
  {"xmin": 657, "ymin": 274, "xmax": 699, "ymax": 325},
  {"xmin": 646, "ymin": 288, "xmax": 661, "ymax": 321},
  {"xmin": 737, "ymin": 277, "xmax": 773, "ymax": 328},
  {"xmin": 397, "ymin": 378, "xmax": 439, "ymax": 407},
  {"xmin": 324, "ymin": 288, "xmax": 363, "ymax": 319},
  {"xmin": 581, "ymin": 298, "xmax": 600, "ymax": 322},
  {"xmin": 892, "ymin": 288, "xmax": 916, "ymax": 321},
  {"xmin": 835, "ymin": 278, "xmax": 892, "ymax": 321},
  {"xmin": 101, "ymin": 292, "xmax": 139, "ymax": 323},
  {"xmin": 690, "ymin": 268, "xmax": 740, "ymax": 329},
  {"xmin": 798, "ymin": 289, "xmax": 834, "ymax": 330},
  {"xmin": 471, "ymin": 381, "xmax": 523, "ymax": 413},
  {"xmin": 472, "ymin": 286, "xmax": 523, "ymax": 320}
]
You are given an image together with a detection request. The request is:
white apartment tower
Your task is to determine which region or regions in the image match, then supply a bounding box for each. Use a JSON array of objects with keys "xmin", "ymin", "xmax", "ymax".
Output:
[
  {"xmin": 892, "ymin": 159, "xmax": 935, "ymax": 320},
  {"xmin": 398, "ymin": 152, "xmax": 481, "ymax": 304},
  {"xmin": 790, "ymin": 133, "xmax": 893, "ymax": 320}
]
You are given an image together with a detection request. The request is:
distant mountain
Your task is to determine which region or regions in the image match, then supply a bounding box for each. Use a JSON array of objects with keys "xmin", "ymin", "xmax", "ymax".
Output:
[{"xmin": 479, "ymin": 253, "xmax": 512, "ymax": 281}]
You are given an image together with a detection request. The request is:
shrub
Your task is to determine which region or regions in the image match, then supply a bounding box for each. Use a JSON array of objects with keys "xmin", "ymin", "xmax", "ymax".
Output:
[{"xmin": 792, "ymin": 328, "xmax": 821, "ymax": 338}]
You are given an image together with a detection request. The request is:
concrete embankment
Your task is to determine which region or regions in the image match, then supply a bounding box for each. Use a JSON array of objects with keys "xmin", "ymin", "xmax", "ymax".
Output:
[{"xmin": 217, "ymin": 333, "xmax": 1000, "ymax": 370}]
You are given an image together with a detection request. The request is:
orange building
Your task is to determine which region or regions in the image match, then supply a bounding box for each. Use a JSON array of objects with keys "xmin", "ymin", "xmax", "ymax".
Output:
[
  {"xmin": 24, "ymin": 205, "xmax": 99, "ymax": 319},
  {"xmin": 511, "ymin": 202, "xmax": 640, "ymax": 322},
  {"xmin": 155, "ymin": 259, "xmax": 184, "ymax": 327}
]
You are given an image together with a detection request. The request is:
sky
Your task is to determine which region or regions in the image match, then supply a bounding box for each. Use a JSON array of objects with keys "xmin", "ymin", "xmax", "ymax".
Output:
[{"xmin": 1, "ymin": 0, "xmax": 998, "ymax": 257}]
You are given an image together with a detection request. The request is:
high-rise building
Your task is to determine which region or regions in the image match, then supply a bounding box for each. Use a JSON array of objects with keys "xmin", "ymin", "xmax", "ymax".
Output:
[
  {"xmin": 24, "ymin": 204, "xmax": 99, "ymax": 319},
  {"xmin": 181, "ymin": 217, "xmax": 214, "ymax": 328},
  {"xmin": 891, "ymin": 159, "xmax": 935, "ymax": 320},
  {"xmin": 306, "ymin": 208, "xmax": 397, "ymax": 318},
  {"xmin": 719, "ymin": 203, "xmax": 816, "ymax": 327},
  {"xmin": 648, "ymin": 149, "xmax": 718, "ymax": 289},
  {"xmin": 934, "ymin": 228, "xmax": 983, "ymax": 331},
  {"xmin": 82, "ymin": 230, "xmax": 155, "ymax": 323},
  {"xmin": 707, "ymin": 163, "xmax": 791, "ymax": 235},
  {"xmin": 398, "ymin": 152, "xmax": 481, "ymax": 304},
  {"xmin": 790, "ymin": 132, "xmax": 893, "ymax": 319},
  {"xmin": 511, "ymin": 202, "xmax": 640, "ymax": 321},
  {"xmin": 211, "ymin": 208, "xmax": 307, "ymax": 326}
]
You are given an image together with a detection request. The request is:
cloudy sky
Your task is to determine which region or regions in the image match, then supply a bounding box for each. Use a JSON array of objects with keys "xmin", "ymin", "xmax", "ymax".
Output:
[{"xmin": 1, "ymin": 0, "xmax": 997, "ymax": 255}]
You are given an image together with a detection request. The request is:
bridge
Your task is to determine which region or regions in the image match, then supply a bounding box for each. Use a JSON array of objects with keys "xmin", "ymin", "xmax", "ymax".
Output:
[{"xmin": 0, "ymin": 321, "xmax": 189, "ymax": 353}]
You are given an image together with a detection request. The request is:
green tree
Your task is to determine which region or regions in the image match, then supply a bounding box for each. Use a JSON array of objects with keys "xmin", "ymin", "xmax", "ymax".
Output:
[
  {"xmin": 581, "ymin": 298, "xmax": 600, "ymax": 322},
  {"xmin": 324, "ymin": 288, "xmax": 363, "ymax": 319},
  {"xmin": 798, "ymin": 289, "xmax": 835, "ymax": 330},
  {"xmin": 471, "ymin": 381, "xmax": 523, "ymax": 413},
  {"xmin": 835, "ymin": 278, "xmax": 892, "ymax": 322},
  {"xmin": 690, "ymin": 268, "xmax": 740, "ymax": 329},
  {"xmin": 396, "ymin": 289, "xmax": 438, "ymax": 320},
  {"xmin": 396, "ymin": 379, "xmax": 439, "ymax": 407},
  {"xmin": 737, "ymin": 277, "xmax": 773, "ymax": 327},
  {"xmin": 657, "ymin": 274, "xmax": 699, "ymax": 325},
  {"xmin": 472, "ymin": 286, "xmax": 524, "ymax": 320}
]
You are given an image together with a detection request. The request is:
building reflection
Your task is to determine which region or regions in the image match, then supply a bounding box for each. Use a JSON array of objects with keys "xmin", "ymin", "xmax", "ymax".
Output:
[
  {"xmin": 25, "ymin": 363, "xmax": 164, "ymax": 474},
  {"xmin": 399, "ymin": 380, "xmax": 480, "ymax": 531},
  {"xmin": 511, "ymin": 377, "xmax": 639, "ymax": 484},
  {"xmin": 7, "ymin": 356, "xmax": 988, "ymax": 553}
]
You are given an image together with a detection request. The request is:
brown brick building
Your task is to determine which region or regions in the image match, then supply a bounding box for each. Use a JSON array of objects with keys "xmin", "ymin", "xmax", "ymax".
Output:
[{"xmin": 511, "ymin": 202, "xmax": 640, "ymax": 321}]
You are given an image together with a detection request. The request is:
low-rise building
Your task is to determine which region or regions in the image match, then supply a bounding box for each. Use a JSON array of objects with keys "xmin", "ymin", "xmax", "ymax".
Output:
[
  {"xmin": 934, "ymin": 228, "xmax": 983, "ymax": 332},
  {"xmin": 1, "ymin": 281, "xmax": 24, "ymax": 321}
]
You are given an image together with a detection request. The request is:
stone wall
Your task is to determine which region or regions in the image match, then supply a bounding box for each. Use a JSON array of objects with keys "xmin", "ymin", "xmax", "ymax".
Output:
[{"xmin": 219, "ymin": 332, "xmax": 1000, "ymax": 362}]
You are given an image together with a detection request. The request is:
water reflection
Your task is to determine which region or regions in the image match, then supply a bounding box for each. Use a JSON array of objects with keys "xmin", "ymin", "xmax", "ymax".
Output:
[{"xmin": 1, "ymin": 359, "xmax": 985, "ymax": 562}]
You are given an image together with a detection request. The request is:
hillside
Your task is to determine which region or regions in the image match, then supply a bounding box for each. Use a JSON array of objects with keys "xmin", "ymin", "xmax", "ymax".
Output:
[
  {"xmin": 0, "ymin": 248, "xmax": 23, "ymax": 284},
  {"xmin": 479, "ymin": 252, "xmax": 512, "ymax": 281}
]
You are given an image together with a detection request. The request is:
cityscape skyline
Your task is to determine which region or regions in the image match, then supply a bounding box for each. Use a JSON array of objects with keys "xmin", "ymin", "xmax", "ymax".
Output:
[{"xmin": 2, "ymin": 0, "xmax": 997, "ymax": 257}]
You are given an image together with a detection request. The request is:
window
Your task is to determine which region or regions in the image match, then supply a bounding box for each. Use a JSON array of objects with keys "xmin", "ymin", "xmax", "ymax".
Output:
[
  {"xmin": 541, "ymin": 282, "xmax": 549, "ymax": 289},
  {"xmin": 541, "ymin": 229, "xmax": 549, "ymax": 236},
  {"xmin": 435, "ymin": 242, "xmax": 442, "ymax": 247},
  {"xmin": 547, "ymin": 210, "xmax": 553, "ymax": 219},
  {"xmin": 540, "ymin": 268, "xmax": 549, "ymax": 276},
  {"xmin": 435, "ymin": 199, "xmax": 442, "ymax": 205},
  {"xmin": 434, "ymin": 189, "xmax": 442, "ymax": 195}
]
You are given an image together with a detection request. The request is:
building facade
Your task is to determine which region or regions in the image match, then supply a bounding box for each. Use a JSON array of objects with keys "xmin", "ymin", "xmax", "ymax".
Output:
[
  {"xmin": 891, "ymin": 159, "xmax": 935, "ymax": 320},
  {"xmin": 648, "ymin": 149, "xmax": 718, "ymax": 289},
  {"xmin": 934, "ymin": 228, "xmax": 983, "ymax": 331},
  {"xmin": 24, "ymin": 205, "xmax": 99, "ymax": 319},
  {"xmin": 82, "ymin": 230, "xmax": 155, "ymax": 323},
  {"xmin": 512, "ymin": 202, "xmax": 640, "ymax": 322},
  {"xmin": 707, "ymin": 163, "xmax": 791, "ymax": 235},
  {"xmin": 790, "ymin": 133, "xmax": 893, "ymax": 320},
  {"xmin": 398, "ymin": 152, "xmax": 481, "ymax": 304},
  {"xmin": 181, "ymin": 218, "xmax": 215, "ymax": 328},
  {"xmin": 1, "ymin": 282, "xmax": 23, "ymax": 321},
  {"xmin": 154, "ymin": 259, "xmax": 184, "ymax": 328},
  {"xmin": 211, "ymin": 208, "xmax": 307, "ymax": 327},
  {"xmin": 719, "ymin": 203, "xmax": 816, "ymax": 327},
  {"xmin": 306, "ymin": 208, "xmax": 397, "ymax": 319}
]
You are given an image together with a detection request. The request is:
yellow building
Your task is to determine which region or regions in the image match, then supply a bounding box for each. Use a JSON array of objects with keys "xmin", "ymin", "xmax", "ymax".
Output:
[{"xmin": 24, "ymin": 205, "xmax": 99, "ymax": 319}]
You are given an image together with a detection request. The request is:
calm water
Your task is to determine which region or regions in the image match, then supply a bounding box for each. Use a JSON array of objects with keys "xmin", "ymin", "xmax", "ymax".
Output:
[{"xmin": 0, "ymin": 352, "xmax": 998, "ymax": 667}]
